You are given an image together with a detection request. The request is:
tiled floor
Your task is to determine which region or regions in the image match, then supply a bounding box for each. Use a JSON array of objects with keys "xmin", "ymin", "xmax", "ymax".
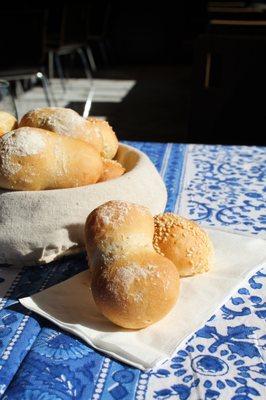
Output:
[{"xmin": 16, "ymin": 78, "xmax": 136, "ymax": 118}]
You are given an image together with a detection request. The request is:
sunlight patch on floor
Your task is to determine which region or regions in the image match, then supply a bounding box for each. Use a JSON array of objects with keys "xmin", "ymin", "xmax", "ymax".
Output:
[{"xmin": 15, "ymin": 78, "xmax": 136, "ymax": 118}]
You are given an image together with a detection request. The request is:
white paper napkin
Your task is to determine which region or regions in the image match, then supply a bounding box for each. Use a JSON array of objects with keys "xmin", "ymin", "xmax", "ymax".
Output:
[{"xmin": 20, "ymin": 228, "xmax": 266, "ymax": 370}]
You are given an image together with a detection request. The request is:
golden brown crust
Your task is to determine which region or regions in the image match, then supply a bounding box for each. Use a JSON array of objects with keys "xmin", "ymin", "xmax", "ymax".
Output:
[
  {"xmin": 85, "ymin": 201, "xmax": 180, "ymax": 329},
  {"xmin": 97, "ymin": 159, "xmax": 125, "ymax": 182},
  {"xmin": 0, "ymin": 127, "xmax": 103, "ymax": 190},
  {"xmin": 153, "ymin": 213, "xmax": 214, "ymax": 277},
  {"xmin": 91, "ymin": 252, "xmax": 179, "ymax": 329},
  {"xmin": 87, "ymin": 117, "xmax": 118, "ymax": 159},
  {"xmin": 19, "ymin": 107, "xmax": 103, "ymax": 154},
  {"xmin": 0, "ymin": 111, "xmax": 17, "ymax": 136}
]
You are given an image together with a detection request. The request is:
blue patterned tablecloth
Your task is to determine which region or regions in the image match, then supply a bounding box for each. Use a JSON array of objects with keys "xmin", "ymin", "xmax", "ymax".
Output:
[{"xmin": 0, "ymin": 142, "xmax": 265, "ymax": 400}]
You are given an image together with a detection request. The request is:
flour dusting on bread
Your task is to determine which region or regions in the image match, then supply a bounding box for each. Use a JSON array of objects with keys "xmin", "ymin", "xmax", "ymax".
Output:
[
  {"xmin": 97, "ymin": 201, "xmax": 132, "ymax": 226},
  {"xmin": 97, "ymin": 201, "xmax": 150, "ymax": 227},
  {"xmin": 1, "ymin": 128, "xmax": 45, "ymax": 156},
  {"xmin": 112, "ymin": 263, "xmax": 156, "ymax": 288},
  {"xmin": 0, "ymin": 128, "xmax": 45, "ymax": 176}
]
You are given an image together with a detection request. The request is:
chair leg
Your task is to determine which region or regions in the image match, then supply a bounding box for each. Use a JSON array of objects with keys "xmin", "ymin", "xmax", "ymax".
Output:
[
  {"xmin": 15, "ymin": 80, "xmax": 24, "ymax": 98},
  {"xmin": 105, "ymin": 38, "xmax": 115, "ymax": 65},
  {"xmin": 22, "ymin": 79, "xmax": 31, "ymax": 91},
  {"xmin": 85, "ymin": 45, "xmax": 97, "ymax": 72},
  {"xmin": 76, "ymin": 48, "xmax": 92, "ymax": 80},
  {"xmin": 54, "ymin": 54, "xmax": 66, "ymax": 92},
  {"xmin": 83, "ymin": 83, "xmax": 95, "ymax": 118},
  {"xmin": 69, "ymin": 52, "xmax": 75, "ymax": 78},
  {"xmin": 47, "ymin": 78, "xmax": 58, "ymax": 107},
  {"xmin": 48, "ymin": 51, "xmax": 54, "ymax": 79},
  {"xmin": 99, "ymin": 40, "xmax": 109, "ymax": 65},
  {"xmin": 36, "ymin": 72, "xmax": 57, "ymax": 106}
]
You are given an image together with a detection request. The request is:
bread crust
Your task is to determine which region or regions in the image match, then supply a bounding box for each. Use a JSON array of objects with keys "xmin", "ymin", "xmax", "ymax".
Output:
[
  {"xmin": 153, "ymin": 213, "xmax": 214, "ymax": 276},
  {"xmin": 98, "ymin": 159, "xmax": 125, "ymax": 182},
  {"xmin": 0, "ymin": 127, "xmax": 103, "ymax": 190},
  {"xmin": 19, "ymin": 107, "xmax": 103, "ymax": 154},
  {"xmin": 87, "ymin": 117, "xmax": 118, "ymax": 159},
  {"xmin": 85, "ymin": 201, "xmax": 180, "ymax": 329},
  {"xmin": 19, "ymin": 108, "xmax": 119, "ymax": 160},
  {"xmin": 0, "ymin": 111, "xmax": 17, "ymax": 136}
]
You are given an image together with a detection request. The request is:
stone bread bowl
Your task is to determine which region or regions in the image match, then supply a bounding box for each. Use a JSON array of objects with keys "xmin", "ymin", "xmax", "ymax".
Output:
[{"xmin": 0, "ymin": 144, "xmax": 167, "ymax": 266}]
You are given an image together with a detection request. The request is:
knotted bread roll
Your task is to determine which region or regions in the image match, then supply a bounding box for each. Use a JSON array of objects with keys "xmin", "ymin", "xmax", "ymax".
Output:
[
  {"xmin": 153, "ymin": 213, "xmax": 214, "ymax": 277},
  {"xmin": 85, "ymin": 201, "xmax": 179, "ymax": 329},
  {"xmin": 0, "ymin": 127, "xmax": 102, "ymax": 190}
]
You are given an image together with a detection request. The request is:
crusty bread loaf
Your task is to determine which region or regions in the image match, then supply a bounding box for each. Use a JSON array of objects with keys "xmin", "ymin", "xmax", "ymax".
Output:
[
  {"xmin": 19, "ymin": 107, "xmax": 103, "ymax": 154},
  {"xmin": 85, "ymin": 201, "xmax": 179, "ymax": 329},
  {"xmin": 0, "ymin": 127, "xmax": 103, "ymax": 190},
  {"xmin": 0, "ymin": 111, "xmax": 17, "ymax": 136},
  {"xmin": 19, "ymin": 108, "xmax": 119, "ymax": 160},
  {"xmin": 98, "ymin": 159, "xmax": 125, "ymax": 182},
  {"xmin": 87, "ymin": 117, "xmax": 118, "ymax": 159},
  {"xmin": 153, "ymin": 213, "xmax": 214, "ymax": 277}
]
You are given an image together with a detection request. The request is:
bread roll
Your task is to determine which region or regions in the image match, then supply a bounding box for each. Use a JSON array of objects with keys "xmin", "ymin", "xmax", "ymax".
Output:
[
  {"xmin": 0, "ymin": 111, "xmax": 17, "ymax": 136},
  {"xmin": 87, "ymin": 118, "xmax": 118, "ymax": 159},
  {"xmin": 19, "ymin": 107, "xmax": 103, "ymax": 154},
  {"xmin": 0, "ymin": 127, "xmax": 103, "ymax": 190},
  {"xmin": 85, "ymin": 201, "xmax": 179, "ymax": 329},
  {"xmin": 98, "ymin": 159, "xmax": 125, "ymax": 182},
  {"xmin": 153, "ymin": 213, "xmax": 214, "ymax": 277}
]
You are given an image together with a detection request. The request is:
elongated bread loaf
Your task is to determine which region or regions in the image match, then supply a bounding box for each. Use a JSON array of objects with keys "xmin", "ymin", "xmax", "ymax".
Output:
[
  {"xmin": 19, "ymin": 108, "xmax": 119, "ymax": 159},
  {"xmin": 19, "ymin": 107, "xmax": 103, "ymax": 154},
  {"xmin": 0, "ymin": 127, "xmax": 103, "ymax": 190}
]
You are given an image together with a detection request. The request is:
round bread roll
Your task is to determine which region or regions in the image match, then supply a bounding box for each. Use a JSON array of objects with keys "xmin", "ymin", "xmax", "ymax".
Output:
[
  {"xmin": 0, "ymin": 127, "xmax": 103, "ymax": 190},
  {"xmin": 85, "ymin": 201, "xmax": 179, "ymax": 329},
  {"xmin": 87, "ymin": 117, "xmax": 118, "ymax": 159},
  {"xmin": 98, "ymin": 159, "xmax": 125, "ymax": 182},
  {"xmin": 0, "ymin": 111, "xmax": 17, "ymax": 136},
  {"xmin": 153, "ymin": 213, "xmax": 214, "ymax": 277},
  {"xmin": 19, "ymin": 107, "xmax": 103, "ymax": 154}
]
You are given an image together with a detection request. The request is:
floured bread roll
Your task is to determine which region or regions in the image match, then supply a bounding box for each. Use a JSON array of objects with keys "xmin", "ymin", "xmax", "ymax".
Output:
[
  {"xmin": 87, "ymin": 117, "xmax": 118, "ymax": 159},
  {"xmin": 0, "ymin": 127, "xmax": 103, "ymax": 190},
  {"xmin": 19, "ymin": 107, "xmax": 103, "ymax": 154},
  {"xmin": 19, "ymin": 108, "xmax": 120, "ymax": 160},
  {"xmin": 85, "ymin": 200, "xmax": 179, "ymax": 329},
  {"xmin": 98, "ymin": 159, "xmax": 125, "ymax": 182},
  {"xmin": 0, "ymin": 111, "xmax": 17, "ymax": 136},
  {"xmin": 153, "ymin": 213, "xmax": 214, "ymax": 277}
]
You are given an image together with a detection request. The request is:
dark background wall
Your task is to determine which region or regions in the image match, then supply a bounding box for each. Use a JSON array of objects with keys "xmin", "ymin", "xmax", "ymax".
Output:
[
  {"xmin": 107, "ymin": 2, "xmax": 207, "ymax": 65},
  {"xmin": 1, "ymin": 1, "xmax": 266, "ymax": 145}
]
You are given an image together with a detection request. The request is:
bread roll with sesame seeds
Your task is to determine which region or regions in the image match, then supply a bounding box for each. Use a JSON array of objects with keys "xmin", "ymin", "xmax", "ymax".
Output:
[
  {"xmin": 0, "ymin": 127, "xmax": 103, "ymax": 190},
  {"xmin": 153, "ymin": 213, "xmax": 214, "ymax": 277},
  {"xmin": 85, "ymin": 201, "xmax": 179, "ymax": 329},
  {"xmin": 87, "ymin": 117, "xmax": 118, "ymax": 159},
  {"xmin": 98, "ymin": 159, "xmax": 125, "ymax": 182},
  {"xmin": 19, "ymin": 107, "xmax": 104, "ymax": 154}
]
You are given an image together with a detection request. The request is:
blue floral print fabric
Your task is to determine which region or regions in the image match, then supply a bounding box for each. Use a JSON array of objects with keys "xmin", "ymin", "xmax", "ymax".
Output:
[{"xmin": 0, "ymin": 142, "xmax": 265, "ymax": 399}]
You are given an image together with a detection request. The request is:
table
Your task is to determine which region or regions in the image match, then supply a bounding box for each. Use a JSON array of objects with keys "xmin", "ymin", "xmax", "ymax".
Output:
[{"xmin": 0, "ymin": 142, "xmax": 265, "ymax": 399}]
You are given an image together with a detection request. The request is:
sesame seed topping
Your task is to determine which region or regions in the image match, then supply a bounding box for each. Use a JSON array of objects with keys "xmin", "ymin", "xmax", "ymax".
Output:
[{"xmin": 153, "ymin": 213, "xmax": 213, "ymax": 275}]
